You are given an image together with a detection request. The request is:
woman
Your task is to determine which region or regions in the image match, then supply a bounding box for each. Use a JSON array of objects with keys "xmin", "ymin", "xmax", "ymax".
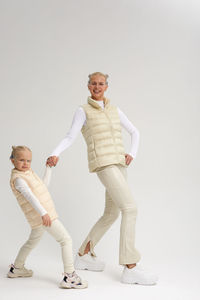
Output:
[{"xmin": 46, "ymin": 72, "xmax": 157, "ymax": 285}]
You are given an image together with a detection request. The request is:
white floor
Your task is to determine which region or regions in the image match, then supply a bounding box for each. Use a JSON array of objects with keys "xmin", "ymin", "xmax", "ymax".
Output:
[{"xmin": 1, "ymin": 258, "xmax": 199, "ymax": 300}]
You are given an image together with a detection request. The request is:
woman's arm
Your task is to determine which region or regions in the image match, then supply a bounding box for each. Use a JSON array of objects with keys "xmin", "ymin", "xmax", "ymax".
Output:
[
  {"xmin": 50, "ymin": 107, "xmax": 86, "ymax": 157},
  {"xmin": 118, "ymin": 108, "xmax": 140, "ymax": 158},
  {"xmin": 46, "ymin": 107, "xmax": 86, "ymax": 167}
]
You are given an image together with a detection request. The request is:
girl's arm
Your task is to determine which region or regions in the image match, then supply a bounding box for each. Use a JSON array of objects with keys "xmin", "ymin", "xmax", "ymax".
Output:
[
  {"xmin": 14, "ymin": 178, "xmax": 47, "ymax": 216},
  {"xmin": 117, "ymin": 108, "xmax": 140, "ymax": 158}
]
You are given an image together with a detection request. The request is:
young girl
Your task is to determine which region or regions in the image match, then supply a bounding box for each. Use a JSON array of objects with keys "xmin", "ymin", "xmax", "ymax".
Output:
[{"xmin": 8, "ymin": 145, "xmax": 88, "ymax": 289}]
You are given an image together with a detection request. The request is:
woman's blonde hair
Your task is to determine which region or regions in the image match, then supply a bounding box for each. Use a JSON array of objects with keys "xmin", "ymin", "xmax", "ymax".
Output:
[
  {"xmin": 88, "ymin": 72, "xmax": 109, "ymax": 85},
  {"xmin": 10, "ymin": 145, "xmax": 32, "ymax": 159}
]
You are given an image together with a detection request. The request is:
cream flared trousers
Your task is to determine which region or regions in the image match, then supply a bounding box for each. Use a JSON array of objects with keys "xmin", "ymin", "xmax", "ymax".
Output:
[
  {"xmin": 79, "ymin": 164, "xmax": 141, "ymax": 265},
  {"xmin": 14, "ymin": 219, "xmax": 74, "ymax": 273}
]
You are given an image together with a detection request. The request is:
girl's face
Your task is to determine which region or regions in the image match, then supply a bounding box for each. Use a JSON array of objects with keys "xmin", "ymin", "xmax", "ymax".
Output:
[
  {"xmin": 88, "ymin": 75, "xmax": 108, "ymax": 101},
  {"xmin": 11, "ymin": 150, "xmax": 32, "ymax": 172}
]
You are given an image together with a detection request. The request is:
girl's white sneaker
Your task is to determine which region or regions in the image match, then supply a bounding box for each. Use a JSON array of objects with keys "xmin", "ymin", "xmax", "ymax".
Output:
[
  {"xmin": 74, "ymin": 253, "xmax": 105, "ymax": 272},
  {"xmin": 59, "ymin": 271, "xmax": 88, "ymax": 289},
  {"xmin": 121, "ymin": 265, "xmax": 158, "ymax": 285},
  {"xmin": 7, "ymin": 264, "xmax": 33, "ymax": 278}
]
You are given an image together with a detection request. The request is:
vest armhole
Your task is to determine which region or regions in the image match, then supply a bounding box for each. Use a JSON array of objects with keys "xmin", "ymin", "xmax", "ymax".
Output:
[
  {"xmin": 80, "ymin": 104, "xmax": 89, "ymax": 129},
  {"xmin": 11, "ymin": 177, "xmax": 21, "ymax": 192},
  {"xmin": 12, "ymin": 176, "xmax": 31, "ymax": 191},
  {"xmin": 12, "ymin": 177, "xmax": 19, "ymax": 186},
  {"xmin": 81, "ymin": 104, "xmax": 88, "ymax": 112}
]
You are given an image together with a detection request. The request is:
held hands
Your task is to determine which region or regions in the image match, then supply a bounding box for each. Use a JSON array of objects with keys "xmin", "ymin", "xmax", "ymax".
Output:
[
  {"xmin": 42, "ymin": 214, "xmax": 52, "ymax": 227},
  {"xmin": 46, "ymin": 154, "xmax": 132, "ymax": 166},
  {"xmin": 46, "ymin": 156, "xmax": 59, "ymax": 167},
  {"xmin": 125, "ymin": 154, "xmax": 133, "ymax": 166}
]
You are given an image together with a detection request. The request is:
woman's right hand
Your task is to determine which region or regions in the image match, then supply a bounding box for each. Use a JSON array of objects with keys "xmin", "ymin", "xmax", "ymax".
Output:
[
  {"xmin": 46, "ymin": 156, "xmax": 59, "ymax": 167},
  {"xmin": 42, "ymin": 214, "xmax": 52, "ymax": 227}
]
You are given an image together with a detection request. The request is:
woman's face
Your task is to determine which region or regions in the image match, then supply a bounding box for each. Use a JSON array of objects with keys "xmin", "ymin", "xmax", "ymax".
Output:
[
  {"xmin": 88, "ymin": 75, "xmax": 108, "ymax": 100},
  {"xmin": 11, "ymin": 150, "xmax": 32, "ymax": 172}
]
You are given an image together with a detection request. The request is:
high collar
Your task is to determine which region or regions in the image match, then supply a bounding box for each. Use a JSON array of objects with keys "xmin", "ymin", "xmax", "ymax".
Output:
[
  {"xmin": 12, "ymin": 168, "xmax": 33, "ymax": 175},
  {"xmin": 87, "ymin": 96, "xmax": 110, "ymax": 110}
]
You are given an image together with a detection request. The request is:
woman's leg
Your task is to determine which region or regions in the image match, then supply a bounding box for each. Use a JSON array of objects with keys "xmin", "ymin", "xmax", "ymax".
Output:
[
  {"xmin": 14, "ymin": 226, "xmax": 44, "ymax": 268},
  {"xmin": 45, "ymin": 219, "xmax": 74, "ymax": 273},
  {"xmin": 97, "ymin": 165, "xmax": 141, "ymax": 265},
  {"xmin": 78, "ymin": 189, "xmax": 120, "ymax": 256}
]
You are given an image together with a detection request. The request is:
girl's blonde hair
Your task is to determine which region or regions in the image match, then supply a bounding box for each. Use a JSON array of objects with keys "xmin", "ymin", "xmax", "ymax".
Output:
[
  {"xmin": 88, "ymin": 72, "xmax": 109, "ymax": 85},
  {"xmin": 10, "ymin": 146, "xmax": 32, "ymax": 159}
]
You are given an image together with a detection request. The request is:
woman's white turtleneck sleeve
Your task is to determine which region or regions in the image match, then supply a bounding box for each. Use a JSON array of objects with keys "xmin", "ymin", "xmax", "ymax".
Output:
[
  {"xmin": 51, "ymin": 108, "xmax": 86, "ymax": 157},
  {"xmin": 51, "ymin": 101, "xmax": 139, "ymax": 158},
  {"xmin": 117, "ymin": 108, "xmax": 140, "ymax": 158}
]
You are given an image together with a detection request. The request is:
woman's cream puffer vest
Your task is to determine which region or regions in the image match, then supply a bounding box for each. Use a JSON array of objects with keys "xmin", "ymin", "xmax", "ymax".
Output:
[
  {"xmin": 81, "ymin": 97, "xmax": 126, "ymax": 172},
  {"xmin": 10, "ymin": 168, "xmax": 58, "ymax": 229}
]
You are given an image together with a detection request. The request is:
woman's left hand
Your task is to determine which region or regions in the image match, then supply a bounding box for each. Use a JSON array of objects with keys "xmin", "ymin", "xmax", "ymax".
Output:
[{"xmin": 125, "ymin": 154, "xmax": 133, "ymax": 165}]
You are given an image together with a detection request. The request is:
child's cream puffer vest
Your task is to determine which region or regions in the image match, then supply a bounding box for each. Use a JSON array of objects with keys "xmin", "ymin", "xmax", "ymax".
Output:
[
  {"xmin": 10, "ymin": 168, "xmax": 58, "ymax": 229},
  {"xmin": 81, "ymin": 97, "xmax": 126, "ymax": 172}
]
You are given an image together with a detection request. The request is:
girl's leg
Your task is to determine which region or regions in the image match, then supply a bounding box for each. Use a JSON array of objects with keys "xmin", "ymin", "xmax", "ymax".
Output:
[
  {"xmin": 97, "ymin": 165, "xmax": 141, "ymax": 265},
  {"xmin": 78, "ymin": 189, "xmax": 120, "ymax": 256},
  {"xmin": 14, "ymin": 226, "xmax": 44, "ymax": 268},
  {"xmin": 45, "ymin": 219, "xmax": 74, "ymax": 273}
]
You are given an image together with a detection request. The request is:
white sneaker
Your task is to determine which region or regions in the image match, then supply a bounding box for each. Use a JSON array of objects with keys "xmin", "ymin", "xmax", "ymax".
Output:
[
  {"xmin": 59, "ymin": 271, "xmax": 88, "ymax": 289},
  {"xmin": 7, "ymin": 264, "xmax": 33, "ymax": 278},
  {"xmin": 121, "ymin": 265, "xmax": 158, "ymax": 285},
  {"xmin": 74, "ymin": 253, "xmax": 105, "ymax": 272}
]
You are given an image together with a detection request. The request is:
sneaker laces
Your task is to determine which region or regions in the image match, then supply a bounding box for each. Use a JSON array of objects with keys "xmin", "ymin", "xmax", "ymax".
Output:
[
  {"xmin": 8, "ymin": 264, "xmax": 15, "ymax": 268},
  {"xmin": 85, "ymin": 252, "xmax": 97, "ymax": 261},
  {"xmin": 89, "ymin": 252, "xmax": 97, "ymax": 259},
  {"xmin": 11, "ymin": 264, "xmax": 31, "ymax": 271},
  {"xmin": 63, "ymin": 271, "xmax": 81, "ymax": 283}
]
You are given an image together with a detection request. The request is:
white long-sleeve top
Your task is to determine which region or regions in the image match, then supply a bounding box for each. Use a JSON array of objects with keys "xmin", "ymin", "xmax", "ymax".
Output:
[
  {"xmin": 14, "ymin": 166, "xmax": 52, "ymax": 217},
  {"xmin": 51, "ymin": 100, "xmax": 139, "ymax": 158}
]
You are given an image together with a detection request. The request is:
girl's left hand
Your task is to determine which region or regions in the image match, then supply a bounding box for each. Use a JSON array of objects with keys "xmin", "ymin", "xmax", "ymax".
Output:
[
  {"xmin": 125, "ymin": 154, "xmax": 133, "ymax": 165},
  {"xmin": 42, "ymin": 214, "xmax": 52, "ymax": 227}
]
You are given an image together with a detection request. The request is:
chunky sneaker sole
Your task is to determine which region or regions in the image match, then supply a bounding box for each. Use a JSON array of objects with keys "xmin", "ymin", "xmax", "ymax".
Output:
[
  {"xmin": 121, "ymin": 276, "xmax": 157, "ymax": 285},
  {"xmin": 74, "ymin": 254, "xmax": 105, "ymax": 272},
  {"xmin": 121, "ymin": 266, "xmax": 158, "ymax": 285},
  {"xmin": 59, "ymin": 280, "xmax": 88, "ymax": 289},
  {"xmin": 7, "ymin": 271, "xmax": 33, "ymax": 278}
]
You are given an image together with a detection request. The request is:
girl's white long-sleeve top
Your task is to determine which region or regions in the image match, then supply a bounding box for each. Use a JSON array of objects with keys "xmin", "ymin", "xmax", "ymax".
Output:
[
  {"xmin": 51, "ymin": 101, "xmax": 140, "ymax": 158},
  {"xmin": 14, "ymin": 167, "xmax": 52, "ymax": 217}
]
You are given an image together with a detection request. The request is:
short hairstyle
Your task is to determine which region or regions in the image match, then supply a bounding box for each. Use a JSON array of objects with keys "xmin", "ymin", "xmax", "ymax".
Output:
[
  {"xmin": 10, "ymin": 145, "xmax": 32, "ymax": 159},
  {"xmin": 88, "ymin": 72, "xmax": 109, "ymax": 85}
]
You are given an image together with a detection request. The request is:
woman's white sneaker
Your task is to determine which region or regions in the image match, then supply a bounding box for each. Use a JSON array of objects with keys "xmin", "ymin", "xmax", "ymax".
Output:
[
  {"xmin": 59, "ymin": 271, "xmax": 88, "ymax": 289},
  {"xmin": 7, "ymin": 264, "xmax": 33, "ymax": 278},
  {"xmin": 121, "ymin": 265, "xmax": 158, "ymax": 285},
  {"xmin": 74, "ymin": 253, "xmax": 105, "ymax": 272}
]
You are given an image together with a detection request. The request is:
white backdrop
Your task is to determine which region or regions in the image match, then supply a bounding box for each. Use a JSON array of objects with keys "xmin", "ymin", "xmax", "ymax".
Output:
[{"xmin": 0, "ymin": 1, "xmax": 200, "ymax": 299}]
